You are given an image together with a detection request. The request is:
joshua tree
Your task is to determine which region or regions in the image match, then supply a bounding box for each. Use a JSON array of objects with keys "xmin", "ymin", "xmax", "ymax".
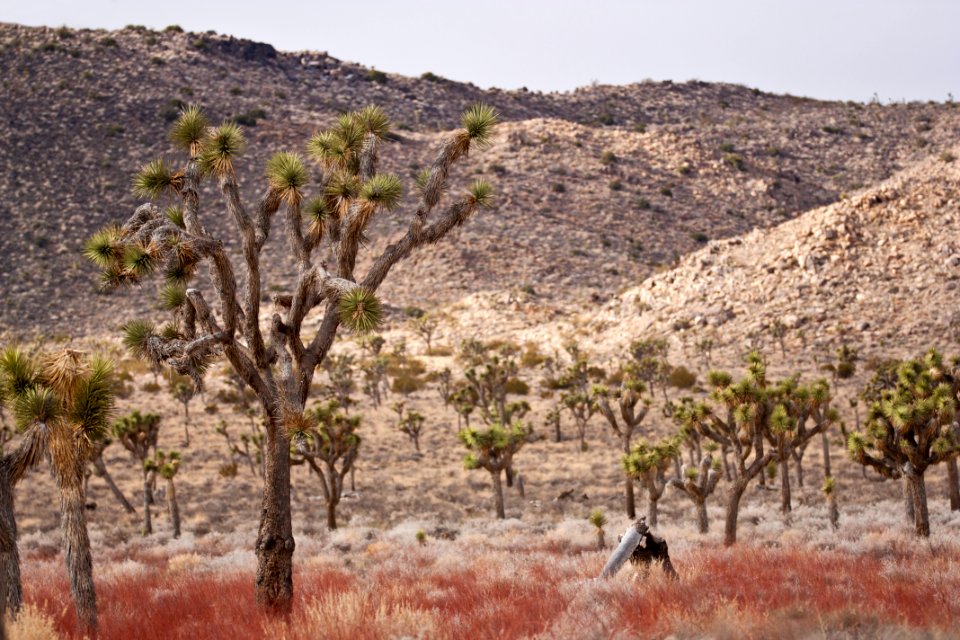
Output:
[
  {"xmin": 323, "ymin": 353, "xmax": 356, "ymax": 411},
  {"xmin": 360, "ymin": 354, "xmax": 389, "ymax": 407},
  {"xmin": 694, "ymin": 335, "xmax": 715, "ymax": 371},
  {"xmin": 87, "ymin": 434, "xmax": 136, "ymax": 514},
  {"xmin": 675, "ymin": 353, "xmax": 832, "ymax": 545},
  {"xmin": 768, "ymin": 319, "xmax": 788, "ymax": 357},
  {"xmin": 588, "ymin": 508, "xmax": 607, "ymax": 550},
  {"xmin": 459, "ymin": 421, "xmax": 532, "ymax": 518},
  {"xmin": 623, "ymin": 436, "xmax": 680, "ymax": 527},
  {"xmin": 410, "ymin": 314, "xmax": 441, "ymax": 354},
  {"xmin": 113, "ymin": 411, "xmax": 161, "ymax": 535},
  {"xmin": 393, "ymin": 401, "xmax": 425, "ymax": 453},
  {"xmin": 819, "ymin": 343, "xmax": 858, "ymax": 477},
  {"xmin": 847, "ymin": 350, "xmax": 960, "ymax": 536},
  {"xmin": 426, "ymin": 367, "xmax": 453, "ymax": 410},
  {"xmin": 544, "ymin": 405, "xmax": 563, "ymax": 443},
  {"xmin": 595, "ymin": 363, "xmax": 652, "ymax": 518},
  {"xmin": 548, "ymin": 345, "xmax": 603, "ymax": 452},
  {"xmin": 460, "ymin": 342, "xmax": 530, "ymax": 427},
  {"xmin": 668, "ymin": 454, "xmax": 721, "ymax": 533},
  {"xmin": 630, "ymin": 337, "xmax": 671, "ymax": 403},
  {"xmin": 764, "ymin": 378, "xmax": 836, "ymax": 513},
  {"xmin": 146, "ymin": 450, "xmax": 182, "ymax": 538},
  {"xmin": 84, "ymin": 102, "xmax": 498, "ymax": 610},
  {"xmin": 0, "ymin": 348, "xmax": 115, "ymax": 633},
  {"xmin": 170, "ymin": 377, "xmax": 195, "ymax": 447},
  {"xmin": 290, "ymin": 400, "xmax": 360, "ymax": 530}
]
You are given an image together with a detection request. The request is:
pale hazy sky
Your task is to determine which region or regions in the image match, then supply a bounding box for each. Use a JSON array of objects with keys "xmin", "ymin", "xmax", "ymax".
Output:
[{"xmin": 3, "ymin": 1, "xmax": 958, "ymax": 102}]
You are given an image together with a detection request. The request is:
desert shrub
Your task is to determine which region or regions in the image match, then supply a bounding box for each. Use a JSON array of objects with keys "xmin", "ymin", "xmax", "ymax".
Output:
[
  {"xmin": 366, "ymin": 69, "xmax": 388, "ymax": 84},
  {"xmin": 600, "ymin": 150, "xmax": 618, "ymax": 165},
  {"xmin": 668, "ymin": 365, "xmax": 697, "ymax": 389}
]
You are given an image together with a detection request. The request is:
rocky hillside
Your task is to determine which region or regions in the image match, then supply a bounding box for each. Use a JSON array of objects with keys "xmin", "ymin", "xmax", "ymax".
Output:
[
  {"xmin": 575, "ymin": 147, "xmax": 960, "ymax": 374},
  {"xmin": 1, "ymin": 22, "xmax": 959, "ymax": 338}
]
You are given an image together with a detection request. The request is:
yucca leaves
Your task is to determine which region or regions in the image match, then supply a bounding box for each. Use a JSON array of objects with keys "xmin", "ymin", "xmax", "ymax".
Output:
[
  {"xmin": 338, "ymin": 288, "xmax": 382, "ymax": 334},
  {"xmin": 122, "ymin": 320, "xmax": 156, "ymax": 360},
  {"xmin": 461, "ymin": 103, "xmax": 498, "ymax": 147},
  {"xmin": 133, "ymin": 158, "xmax": 176, "ymax": 199},
  {"xmin": 199, "ymin": 121, "xmax": 245, "ymax": 176},
  {"xmin": 68, "ymin": 357, "xmax": 115, "ymax": 440},
  {"xmin": 266, "ymin": 152, "xmax": 308, "ymax": 204},
  {"xmin": 306, "ymin": 131, "xmax": 339, "ymax": 164},
  {"xmin": 14, "ymin": 386, "xmax": 59, "ymax": 430},
  {"xmin": 123, "ymin": 243, "xmax": 156, "ymax": 277},
  {"xmin": 165, "ymin": 206, "xmax": 185, "ymax": 228},
  {"xmin": 0, "ymin": 347, "xmax": 37, "ymax": 399},
  {"xmin": 83, "ymin": 226, "xmax": 124, "ymax": 268},
  {"xmin": 354, "ymin": 105, "xmax": 390, "ymax": 139},
  {"xmin": 159, "ymin": 283, "xmax": 187, "ymax": 310},
  {"xmin": 467, "ymin": 178, "xmax": 494, "ymax": 208},
  {"xmin": 169, "ymin": 104, "xmax": 209, "ymax": 154},
  {"xmin": 359, "ymin": 173, "xmax": 403, "ymax": 210}
]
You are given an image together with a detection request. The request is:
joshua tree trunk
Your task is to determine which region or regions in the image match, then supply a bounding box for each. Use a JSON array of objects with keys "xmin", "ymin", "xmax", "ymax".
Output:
[
  {"xmin": 947, "ymin": 458, "xmax": 960, "ymax": 511},
  {"xmin": 255, "ymin": 418, "xmax": 295, "ymax": 612},
  {"xmin": 903, "ymin": 475, "xmax": 915, "ymax": 524},
  {"xmin": 141, "ymin": 471, "xmax": 153, "ymax": 535},
  {"xmin": 695, "ymin": 499, "xmax": 708, "ymax": 534},
  {"xmin": 647, "ymin": 495, "xmax": 659, "ymax": 527},
  {"xmin": 491, "ymin": 469, "xmax": 505, "ymax": 519},
  {"xmin": 326, "ymin": 499, "xmax": 338, "ymax": 530},
  {"xmin": 56, "ymin": 464, "xmax": 98, "ymax": 633},
  {"xmin": 794, "ymin": 454, "xmax": 804, "ymax": 488},
  {"xmin": 0, "ymin": 467, "xmax": 21, "ymax": 616},
  {"xmin": 724, "ymin": 481, "xmax": 747, "ymax": 546},
  {"xmin": 182, "ymin": 404, "xmax": 191, "ymax": 447},
  {"xmin": 166, "ymin": 478, "xmax": 181, "ymax": 538},
  {"xmin": 779, "ymin": 455, "xmax": 792, "ymax": 514},
  {"xmin": 625, "ymin": 474, "xmax": 636, "ymax": 519},
  {"xmin": 91, "ymin": 454, "xmax": 136, "ymax": 514},
  {"xmin": 905, "ymin": 468, "xmax": 930, "ymax": 537},
  {"xmin": 413, "ymin": 435, "xmax": 420, "ymax": 454},
  {"xmin": 821, "ymin": 430, "xmax": 831, "ymax": 478},
  {"xmin": 827, "ymin": 492, "xmax": 839, "ymax": 529}
]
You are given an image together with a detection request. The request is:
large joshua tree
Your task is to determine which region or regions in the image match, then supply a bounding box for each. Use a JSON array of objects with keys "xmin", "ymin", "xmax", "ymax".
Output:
[
  {"xmin": 622, "ymin": 435, "xmax": 681, "ymax": 527},
  {"xmin": 85, "ymin": 103, "xmax": 498, "ymax": 610},
  {"xmin": 594, "ymin": 363, "xmax": 652, "ymax": 518},
  {"xmin": 847, "ymin": 350, "xmax": 960, "ymax": 537},
  {"xmin": 0, "ymin": 348, "xmax": 114, "ymax": 633}
]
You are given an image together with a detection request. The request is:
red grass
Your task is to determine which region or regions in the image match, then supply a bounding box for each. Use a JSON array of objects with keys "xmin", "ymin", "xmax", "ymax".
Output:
[{"xmin": 21, "ymin": 544, "xmax": 960, "ymax": 639}]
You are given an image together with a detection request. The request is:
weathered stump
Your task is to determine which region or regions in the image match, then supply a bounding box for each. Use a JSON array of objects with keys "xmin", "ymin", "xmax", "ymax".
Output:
[{"xmin": 598, "ymin": 518, "xmax": 678, "ymax": 580}]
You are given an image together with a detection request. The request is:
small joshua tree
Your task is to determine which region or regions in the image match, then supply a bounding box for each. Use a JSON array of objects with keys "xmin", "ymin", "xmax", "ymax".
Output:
[
  {"xmin": 823, "ymin": 476, "xmax": 839, "ymax": 529},
  {"xmin": 668, "ymin": 455, "xmax": 720, "ymax": 533},
  {"xmin": 113, "ymin": 410, "xmax": 161, "ymax": 535},
  {"xmin": 289, "ymin": 400, "xmax": 360, "ymax": 530},
  {"xmin": 84, "ymin": 101, "xmax": 498, "ymax": 610},
  {"xmin": 0, "ymin": 348, "xmax": 114, "ymax": 633},
  {"xmin": 595, "ymin": 363, "xmax": 652, "ymax": 518},
  {"xmin": 410, "ymin": 313, "xmax": 441, "ymax": 354},
  {"xmin": 548, "ymin": 345, "xmax": 603, "ymax": 452},
  {"xmin": 588, "ymin": 508, "xmax": 607, "ymax": 550},
  {"xmin": 146, "ymin": 450, "xmax": 182, "ymax": 538},
  {"xmin": 847, "ymin": 350, "xmax": 960, "ymax": 536},
  {"xmin": 324, "ymin": 352, "xmax": 356, "ymax": 412},
  {"xmin": 544, "ymin": 405, "xmax": 563, "ymax": 443},
  {"xmin": 170, "ymin": 377, "xmax": 195, "ymax": 447},
  {"xmin": 393, "ymin": 401, "xmax": 425, "ymax": 453},
  {"xmin": 459, "ymin": 421, "xmax": 532, "ymax": 519},
  {"xmin": 623, "ymin": 436, "xmax": 681, "ymax": 527},
  {"xmin": 426, "ymin": 367, "xmax": 453, "ymax": 410},
  {"xmin": 630, "ymin": 337, "xmax": 671, "ymax": 403}
]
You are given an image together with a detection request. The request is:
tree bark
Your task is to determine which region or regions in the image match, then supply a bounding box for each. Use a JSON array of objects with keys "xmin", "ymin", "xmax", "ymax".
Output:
[
  {"xmin": 696, "ymin": 499, "xmax": 708, "ymax": 534},
  {"xmin": 947, "ymin": 458, "xmax": 960, "ymax": 511},
  {"xmin": 491, "ymin": 470, "xmax": 505, "ymax": 519},
  {"xmin": 58, "ymin": 467, "xmax": 97, "ymax": 633},
  {"xmin": 166, "ymin": 479, "xmax": 181, "ymax": 539},
  {"xmin": 0, "ymin": 468, "xmax": 21, "ymax": 616},
  {"xmin": 625, "ymin": 474, "xmax": 636, "ymax": 519},
  {"xmin": 724, "ymin": 482, "xmax": 747, "ymax": 546},
  {"xmin": 820, "ymin": 430, "xmax": 831, "ymax": 479},
  {"xmin": 779, "ymin": 456, "xmax": 792, "ymax": 514},
  {"xmin": 794, "ymin": 454, "xmax": 804, "ymax": 488},
  {"xmin": 255, "ymin": 417, "xmax": 295, "ymax": 613},
  {"xmin": 647, "ymin": 497, "xmax": 659, "ymax": 527},
  {"xmin": 903, "ymin": 475, "xmax": 915, "ymax": 524},
  {"xmin": 142, "ymin": 472, "xmax": 152, "ymax": 535},
  {"xmin": 326, "ymin": 499, "xmax": 337, "ymax": 530},
  {"xmin": 905, "ymin": 471, "xmax": 930, "ymax": 537},
  {"xmin": 827, "ymin": 492, "xmax": 839, "ymax": 529}
]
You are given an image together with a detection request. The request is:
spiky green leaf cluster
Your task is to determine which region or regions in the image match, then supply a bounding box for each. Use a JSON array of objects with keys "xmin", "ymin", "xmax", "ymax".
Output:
[
  {"xmin": 121, "ymin": 320, "xmax": 156, "ymax": 360},
  {"xmin": 360, "ymin": 173, "xmax": 403, "ymax": 210},
  {"xmin": 169, "ymin": 104, "xmax": 209, "ymax": 153},
  {"xmin": 165, "ymin": 206, "xmax": 185, "ymax": 228},
  {"xmin": 159, "ymin": 283, "xmax": 187, "ymax": 310},
  {"xmin": 199, "ymin": 122, "xmax": 245, "ymax": 175},
  {"xmin": 461, "ymin": 103, "xmax": 499, "ymax": 147},
  {"xmin": 338, "ymin": 288, "xmax": 382, "ymax": 334},
  {"xmin": 266, "ymin": 152, "xmax": 307, "ymax": 203},
  {"xmin": 83, "ymin": 226, "xmax": 124, "ymax": 269},
  {"xmin": 133, "ymin": 158, "xmax": 176, "ymax": 199},
  {"xmin": 467, "ymin": 178, "xmax": 494, "ymax": 208}
]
